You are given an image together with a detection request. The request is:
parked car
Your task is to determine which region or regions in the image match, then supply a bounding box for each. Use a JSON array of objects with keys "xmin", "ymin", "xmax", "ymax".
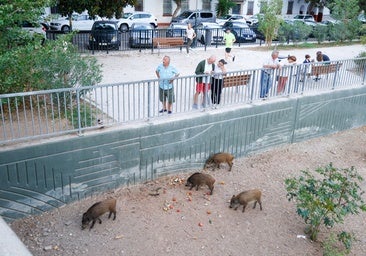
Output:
[
  {"xmin": 50, "ymin": 13, "xmax": 100, "ymax": 32},
  {"xmin": 22, "ymin": 21, "xmax": 48, "ymax": 36},
  {"xmin": 88, "ymin": 20, "xmax": 120, "ymax": 50},
  {"xmin": 171, "ymin": 10, "xmax": 216, "ymax": 25},
  {"xmin": 223, "ymin": 21, "xmax": 256, "ymax": 43},
  {"xmin": 129, "ymin": 23, "xmax": 155, "ymax": 48},
  {"xmin": 112, "ymin": 11, "xmax": 158, "ymax": 32},
  {"xmin": 195, "ymin": 22, "xmax": 225, "ymax": 45},
  {"xmin": 293, "ymin": 14, "xmax": 315, "ymax": 22},
  {"xmin": 216, "ymin": 14, "xmax": 246, "ymax": 25},
  {"xmin": 246, "ymin": 14, "xmax": 263, "ymax": 26},
  {"xmin": 165, "ymin": 23, "xmax": 188, "ymax": 43}
]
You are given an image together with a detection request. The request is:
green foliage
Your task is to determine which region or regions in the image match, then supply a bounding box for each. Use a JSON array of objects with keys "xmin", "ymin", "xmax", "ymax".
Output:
[
  {"xmin": 312, "ymin": 24, "xmax": 329, "ymax": 44},
  {"xmin": 258, "ymin": 0, "xmax": 283, "ymax": 47},
  {"xmin": 322, "ymin": 232, "xmax": 352, "ymax": 256},
  {"xmin": 215, "ymin": 0, "xmax": 236, "ymax": 17},
  {"xmin": 326, "ymin": 0, "xmax": 362, "ymax": 42},
  {"xmin": 285, "ymin": 163, "xmax": 366, "ymax": 249},
  {"xmin": 57, "ymin": 0, "xmax": 136, "ymax": 19},
  {"xmin": 277, "ymin": 21, "xmax": 312, "ymax": 45},
  {"xmin": 0, "ymin": 34, "xmax": 102, "ymax": 94},
  {"xmin": 0, "ymin": 0, "xmax": 55, "ymax": 52}
]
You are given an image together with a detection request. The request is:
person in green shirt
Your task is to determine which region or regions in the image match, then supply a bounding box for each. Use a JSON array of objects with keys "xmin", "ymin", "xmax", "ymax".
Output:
[{"xmin": 223, "ymin": 28, "xmax": 236, "ymax": 62}]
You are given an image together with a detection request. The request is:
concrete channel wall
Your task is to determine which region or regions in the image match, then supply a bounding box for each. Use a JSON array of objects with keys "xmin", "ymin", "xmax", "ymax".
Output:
[{"xmin": 1, "ymin": 87, "xmax": 366, "ymax": 223}]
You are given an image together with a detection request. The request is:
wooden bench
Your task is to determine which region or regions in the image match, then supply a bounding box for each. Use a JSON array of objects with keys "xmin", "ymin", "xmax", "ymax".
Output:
[
  {"xmin": 152, "ymin": 37, "xmax": 185, "ymax": 55},
  {"xmin": 311, "ymin": 63, "xmax": 343, "ymax": 77},
  {"xmin": 223, "ymin": 74, "xmax": 251, "ymax": 88}
]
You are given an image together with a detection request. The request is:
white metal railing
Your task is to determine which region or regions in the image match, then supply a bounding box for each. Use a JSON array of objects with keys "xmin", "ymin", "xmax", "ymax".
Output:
[{"xmin": 1, "ymin": 57, "xmax": 365, "ymax": 145}]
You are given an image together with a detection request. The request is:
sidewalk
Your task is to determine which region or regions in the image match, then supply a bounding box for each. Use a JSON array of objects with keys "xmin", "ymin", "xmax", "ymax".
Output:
[{"xmin": 95, "ymin": 44, "xmax": 364, "ymax": 84}]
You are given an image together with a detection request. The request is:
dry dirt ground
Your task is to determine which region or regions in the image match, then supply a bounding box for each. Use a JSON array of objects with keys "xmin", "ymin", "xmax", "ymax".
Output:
[{"xmin": 10, "ymin": 126, "xmax": 366, "ymax": 256}]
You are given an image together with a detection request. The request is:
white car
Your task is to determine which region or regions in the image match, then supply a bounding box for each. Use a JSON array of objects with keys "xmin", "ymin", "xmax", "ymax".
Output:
[
  {"xmin": 293, "ymin": 14, "xmax": 315, "ymax": 22},
  {"xmin": 112, "ymin": 11, "xmax": 158, "ymax": 32},
  {"xmin": 216, "ymin": 14, "xmax": 246, "ymax": 26},
  {"xmin": 49, "ymin": 13, "xmax": 101, "ymax": 32}
]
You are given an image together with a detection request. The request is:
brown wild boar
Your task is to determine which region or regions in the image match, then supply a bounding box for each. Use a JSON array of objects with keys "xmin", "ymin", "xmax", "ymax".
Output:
[
  {"xmin": 229, "ymin": 189, "xmax": 262, "ymax": 213},
  {"xmin": 81, "ymin": 198, "xmax": 117, "ymax": 230},
  {"xmin": 204, "ymin": 152, "xmax": 234, "ymax": 171},
  {"xmin": 185, "ymin": 172, "xmax": 215, "ymax": 195}
]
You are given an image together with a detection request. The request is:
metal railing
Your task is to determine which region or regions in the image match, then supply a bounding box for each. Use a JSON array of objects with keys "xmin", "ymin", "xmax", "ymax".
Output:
[
  {"xmin": 1, "ymin": 58, "xmax": 365, "ymax": 145},
  {"xmin": 46, "ymin": 27, "xmax": 260, "ymax": 54}
]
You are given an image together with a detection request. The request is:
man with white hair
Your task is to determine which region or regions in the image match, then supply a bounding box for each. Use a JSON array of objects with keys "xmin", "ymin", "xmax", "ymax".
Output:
[{"xmin": 260, "ymin": 50, "xmax": 281, "ymax": 99}]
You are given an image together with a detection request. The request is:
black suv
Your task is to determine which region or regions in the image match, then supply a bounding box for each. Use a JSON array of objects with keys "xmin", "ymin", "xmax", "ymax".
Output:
[{"xmin": 88, "ymin": 21, "xmax": 120, "ymax": 50}]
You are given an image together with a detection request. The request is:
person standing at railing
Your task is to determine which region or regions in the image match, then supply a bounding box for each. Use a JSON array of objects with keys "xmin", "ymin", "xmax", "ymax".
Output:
[
  {"xmin": 277, "ymin": 55, "xmax": 297, "ymax": 95},
  {"xmin": 211, "ymin": 59, "xmax": 227, "ymax": 108},
  {"xmin": 155, "ymin": 56, "xmax": 180, "ymax": 114},
  {"xmin": 300, "ymin": 54, "xmax": 314, "ymax": 83},
  {"xmin": 193, "ymin": 55, "xmax": 216, "ymax": 110},
  {"xmin": 186, "ymin": 23, "xmax": 196, "ymax": 56},
  {"xmin": 223, "ymin": 28, "xmax": 236, "ymax": 62},
  {"xmin": 260, "ymin": 50, "xmax": 281, "ymax": 99},
  {"xmin": 314, "ymin": 51, "xmax": 330, "ymax": 81}
]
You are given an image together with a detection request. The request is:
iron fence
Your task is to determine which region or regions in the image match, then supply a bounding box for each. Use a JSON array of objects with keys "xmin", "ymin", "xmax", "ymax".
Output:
[
  {"xmin": 46, "ymin": 27, "xmax": 260, "ymax": 54},
  {"xmin": 1, "ymin": 58, "xmax": 365, "ymax": 145}
]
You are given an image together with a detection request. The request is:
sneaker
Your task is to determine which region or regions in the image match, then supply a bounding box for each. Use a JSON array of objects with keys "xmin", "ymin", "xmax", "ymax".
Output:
[
  {"xmin": 159, "ymin": 109, "xmax": 167, "ymax": 113},
  {"xmin": 192, "ymin": 104, "xmax": 198, "ymax": 109},
  {"xmin": 168, "ymin": 111, "xmax": 172, "ymax": 114},
  {"xmin": 232, "ymin": 56, "xmax": 236, "ymax": 62}
]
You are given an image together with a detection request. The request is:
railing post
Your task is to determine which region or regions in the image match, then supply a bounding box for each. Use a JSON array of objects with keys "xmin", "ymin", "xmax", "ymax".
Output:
[
  {"xmin": 76, "ymin": 88, "xmax": 82, "ymax": 136},
  {"xmin": 250, "ymin": 70, "xmax": 256, "ymax": 103},
  {"xmin": 332, "ymin": 61, "xmax": 340, "ymax": 90},
  {"xmin": 147, "ymin": 81, "xmax": 151, "ymax": 120}
]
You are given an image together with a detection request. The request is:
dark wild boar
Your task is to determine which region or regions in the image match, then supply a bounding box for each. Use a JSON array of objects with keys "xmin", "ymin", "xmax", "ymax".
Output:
[
  {"xmin": 229, "ymin": 189, "xmax": 262, "ymax": 213},
  {"xmin": 204, "ymin": 152, "xmax": 234, "ymax": 171},
  {"xmin": 81, "ymin": 198, "xmax": 117, "ymax": 230},
  {"xmin": 185, "ymin": 172, "xmax": 215, "ymax": 195}
]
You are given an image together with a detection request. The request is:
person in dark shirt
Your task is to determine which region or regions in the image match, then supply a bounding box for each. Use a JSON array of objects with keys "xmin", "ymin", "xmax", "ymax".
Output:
[{"xmin": 314, "ymin": 51, "xmax": 330, "ymax": 81}]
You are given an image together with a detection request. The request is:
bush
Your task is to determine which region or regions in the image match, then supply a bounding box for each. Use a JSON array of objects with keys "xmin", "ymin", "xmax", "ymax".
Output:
[
  {"xmin": 312, "ymin": 24, "xmax": 329, "ymax": 43},
  {"xmin": 285, "ymin": 163, "xmax": 366, "ymax": 250},
  {"xmin": 0, "ymin": 34, "xmax": 102, "ymax": 94}
]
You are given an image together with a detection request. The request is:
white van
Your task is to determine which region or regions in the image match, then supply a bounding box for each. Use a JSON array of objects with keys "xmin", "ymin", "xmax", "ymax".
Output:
[{"xmin": 171, "ymin": 10, "xmax": 216, "ymax": 26}]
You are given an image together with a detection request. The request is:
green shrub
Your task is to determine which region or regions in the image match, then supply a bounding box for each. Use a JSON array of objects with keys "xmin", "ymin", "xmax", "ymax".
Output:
[{"xmin": 285, "ymin": 163, "xmax": 366, "ymax": 250}]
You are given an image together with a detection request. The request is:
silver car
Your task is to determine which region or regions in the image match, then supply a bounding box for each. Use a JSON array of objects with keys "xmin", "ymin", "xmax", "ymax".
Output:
[
  {"xmin": 195, "ymin": 22, "xmax": 225, "ymax": 45},
  {"xmin": 129, "ymin": 23, "xmax": 155, "ymax": 48}
]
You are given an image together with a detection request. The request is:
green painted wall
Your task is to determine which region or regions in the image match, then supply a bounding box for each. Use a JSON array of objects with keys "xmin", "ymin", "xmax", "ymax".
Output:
[{"xmin": 1, "ymin": 87, "xmax": 366, "ymax": 222}]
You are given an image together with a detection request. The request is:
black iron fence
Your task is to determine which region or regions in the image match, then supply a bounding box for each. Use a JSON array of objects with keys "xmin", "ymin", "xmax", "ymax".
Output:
[{"xmin": 46, "ymin": 27, "xmax": 260, "ymax": 54}]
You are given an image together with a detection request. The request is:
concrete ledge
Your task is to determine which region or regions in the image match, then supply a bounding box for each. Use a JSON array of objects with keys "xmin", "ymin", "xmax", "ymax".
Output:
[{"xmin": 0, "ymin": 217, "xmax": 32, "ymax": 256}]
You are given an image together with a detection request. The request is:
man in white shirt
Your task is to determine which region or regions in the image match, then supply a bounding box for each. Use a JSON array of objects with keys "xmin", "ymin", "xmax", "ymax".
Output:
[{"xmin": 260, "ymin": 50, "xmax": 281, "ymax": 99}]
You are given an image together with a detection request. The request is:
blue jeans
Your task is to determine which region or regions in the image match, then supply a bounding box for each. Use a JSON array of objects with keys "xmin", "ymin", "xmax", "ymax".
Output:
[{"xmin": 260, "ymin": 71, "xmax": 271, "ymax": 98}]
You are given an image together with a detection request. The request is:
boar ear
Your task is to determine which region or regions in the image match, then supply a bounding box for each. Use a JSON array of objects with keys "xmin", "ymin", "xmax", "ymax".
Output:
[{"xmin": 231, "ymin": 195, "xmax": 235, "ymax": 198}]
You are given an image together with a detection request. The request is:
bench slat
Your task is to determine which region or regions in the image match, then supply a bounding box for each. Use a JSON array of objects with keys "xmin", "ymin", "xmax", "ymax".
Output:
[
  {"xmin": 223, "ymin": 74, "xmax": 251, "ymax": 87},
  {"xmin": 153, "ymin": 37, "xmax": 184, "ymax": 47},
  {"xmin": 311, "ymin": 63, "xmax": 342, "ymax": 76}
]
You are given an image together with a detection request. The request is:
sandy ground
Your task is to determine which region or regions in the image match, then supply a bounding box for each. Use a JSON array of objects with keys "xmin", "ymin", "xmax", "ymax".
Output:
[
  {"xmin": 93, "ymin": 44, "xmax": 364, "ymax": 84},
  {"xmin": 10, "ymin": 126, "xmax": 366, "ymax": 256},
  {"xmin": 9, "ymin": 44, "xmax": 366, "ymax": 256}
]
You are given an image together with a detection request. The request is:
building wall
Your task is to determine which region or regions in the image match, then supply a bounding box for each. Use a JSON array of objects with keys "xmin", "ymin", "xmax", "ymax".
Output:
[
  {"xmin": 1, "ymin": 87, "xmax": 366, "ymax": 223},
  {"xmin": 127, "ymin": 0, "xmax": 330, "ymax": 26}
]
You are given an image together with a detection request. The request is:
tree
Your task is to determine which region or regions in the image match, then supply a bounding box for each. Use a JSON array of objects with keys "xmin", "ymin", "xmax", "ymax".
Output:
[
  {"xmin": 0, "ymin": 0, "xmax": 55, "ymax": 51},
  {"xmin": 0, "ymin": 0, "xmax": 102, "ymax": 93},
  {"xmin": 56, "ymin": 0, "xmax": 136, "ymax": 30},
  {"xmin": 258, "ymin": 0, "xmax": 283, "ymax": 47},
  {"xmin": 285, "ymin": 163, "xmax": 366, "ymax": 251},
  {"xmin": 172, "ymin": 0, "xmax": 182, "ymax": 18},
  {"xmin": 328, "ymin": 0, "xmax": 361, "ymax": 42},
  {"xmin": 215, "ymin": 0, "xmax": 236, "ymax": 17}
]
